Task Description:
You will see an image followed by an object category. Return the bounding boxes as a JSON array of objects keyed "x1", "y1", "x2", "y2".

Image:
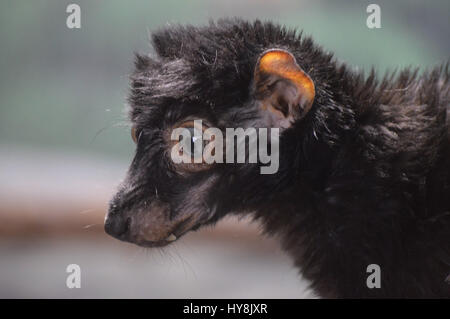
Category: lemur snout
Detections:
[{"x1": 104, "y1": 214, "x2": 130, "y2": 239}]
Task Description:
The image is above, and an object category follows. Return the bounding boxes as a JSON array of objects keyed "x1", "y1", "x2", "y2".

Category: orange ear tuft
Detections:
[{"x1": 255, "y1": 49, "x2": 315, "y2": 114}]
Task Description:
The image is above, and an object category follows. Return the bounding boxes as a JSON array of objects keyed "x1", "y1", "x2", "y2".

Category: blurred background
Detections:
[{"x1": 0, "y1": 0, "x2": 448, "y2": 298}]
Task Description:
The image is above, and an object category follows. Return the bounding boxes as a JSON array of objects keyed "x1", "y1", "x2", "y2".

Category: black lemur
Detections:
[{"x1": 105, "y1": 19, "x2": 450, "y2": 298}]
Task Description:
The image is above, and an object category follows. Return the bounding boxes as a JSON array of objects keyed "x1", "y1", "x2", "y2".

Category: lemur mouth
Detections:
[
  {"x1": 136, "y1": 234, "x2": 178, "y2": 248},
  {"x1": 105, "y1": 195, "x2": 215, "y2": 248},
  {"x1": 134, "y1": 215, "x2": 204, "y2": 248}
]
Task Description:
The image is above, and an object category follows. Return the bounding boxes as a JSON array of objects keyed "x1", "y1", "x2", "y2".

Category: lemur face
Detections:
[{"x1": 105, "y1": 40, "x2": 315, "y2": 247}]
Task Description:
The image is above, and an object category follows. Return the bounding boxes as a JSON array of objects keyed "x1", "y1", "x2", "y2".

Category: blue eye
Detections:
[
  {"x1": 170, "y1": 121, "x2": 215, "y2": 168},
  {"x1": 181, "y1": 128, "x2": 204, "y2": 158}
]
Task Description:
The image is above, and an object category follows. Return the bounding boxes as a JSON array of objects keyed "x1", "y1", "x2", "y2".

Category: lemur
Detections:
[{"x1": 105, "y1": 19, "x2": 450, "y2": 298}]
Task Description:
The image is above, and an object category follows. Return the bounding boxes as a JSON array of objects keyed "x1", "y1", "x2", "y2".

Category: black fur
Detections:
[{"x1": 107, "y1": 19, "x2": 450, "y2": 298}]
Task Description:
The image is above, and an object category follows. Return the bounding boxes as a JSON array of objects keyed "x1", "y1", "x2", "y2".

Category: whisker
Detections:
[
  {"x1": 83, "y1": 224, "x2": 100, "y2": 229},
  {"x1": 90, "y1": 125, "x2": 112, "y2": 145},
  {"x1": 89, "y1": 117, "x2": 130, "y2": 145},
  {"x1": 79, "y1": 209, "x2": 95, "y2": 215},
  {"x1": 172, "y1": 244, "x2": 197, "y2": 280}
]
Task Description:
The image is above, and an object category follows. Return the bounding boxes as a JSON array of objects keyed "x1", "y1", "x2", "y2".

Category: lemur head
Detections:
[{"x1": 105, "y1": 19, "x2": 353, "y2": 247}]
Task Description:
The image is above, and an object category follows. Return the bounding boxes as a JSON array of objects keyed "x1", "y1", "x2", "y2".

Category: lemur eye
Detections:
[
  {"x1": 169, "y1": 120, "x2": 214, "y2": 172},
  {"x1": 179, "y1": 127, "x2": 208, "y2": 159}
]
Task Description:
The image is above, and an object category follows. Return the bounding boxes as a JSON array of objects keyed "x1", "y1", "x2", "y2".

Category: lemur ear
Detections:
[{"x1": 253, "y1": 49, "x2": 315, "y2": 128}]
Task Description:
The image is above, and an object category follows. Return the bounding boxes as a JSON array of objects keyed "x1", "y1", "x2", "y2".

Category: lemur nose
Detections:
[{"x1": 104, "y1": 214, "x2": 130, "y2": 239}]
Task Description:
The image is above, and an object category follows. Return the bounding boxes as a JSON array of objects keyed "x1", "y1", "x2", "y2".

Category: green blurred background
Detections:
[
  {"x1": 0, "y1": 0, "x2": 448, "y2": 298},
  {"x1": 1, "y1": 0, "x2": 448, "y2": 159}
]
